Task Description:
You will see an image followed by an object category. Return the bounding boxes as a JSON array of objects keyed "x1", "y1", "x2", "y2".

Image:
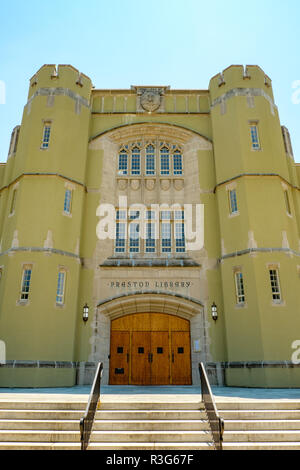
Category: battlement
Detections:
[
  {"x1": 209, "y1": 65, "x2": 274, "y2": 102},
  {"x1": 28, "y1": 64, "x2": 93, "y2": 101}
]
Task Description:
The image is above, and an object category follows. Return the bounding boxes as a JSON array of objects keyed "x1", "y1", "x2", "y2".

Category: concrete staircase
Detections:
[
  {"x1": 0, "y1": 397, "x2": 300, "y2": 450},
  {"x1": 218, "y1": 401, "x2": 300, "y2": 450},
  {"x1": 0, "y1": 399, "x2": 213, "y2": 450}
]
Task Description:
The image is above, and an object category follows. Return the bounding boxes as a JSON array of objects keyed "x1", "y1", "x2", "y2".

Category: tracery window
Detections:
[{"x1": 117, "y1": 142, "x2": 183, "y2": 177}]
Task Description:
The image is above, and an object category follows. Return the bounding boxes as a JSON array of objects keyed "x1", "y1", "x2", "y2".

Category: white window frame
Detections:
[
  {"x1": 250, "y1": 123, "x2": 261, "y2": 150},
  {"x1": 63, "y1": 188, "x2": 73, "y2": 215},
  {"x1": 20, "y1": 265, "x2": 32, "y2": 302},
  {"x1": 41, "y1": 122, "x2": 52, "y2": 149},
  {"x1": 228, "y1": 188, "x2": 238, "y2": 215},
  {"x1": 269, "y1": 268, "x2": 282, "y2": 303},
  {"x1": 234, "y1": 270, "x2": 246, "y2": 304},
  {"x1": 56, "y1": 270, "x2": 66, "y2": 305}
]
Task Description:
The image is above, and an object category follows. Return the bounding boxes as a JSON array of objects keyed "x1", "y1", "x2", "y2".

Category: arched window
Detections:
[
  {"x1": 131, "y1": 147, "x2": 141, "y2": 175},
  {"x1": 173, "y1": 150, "x2": 183, "y2": 175},
  {"x1": 160, "y1": 147, "x2": 170, "y2": 175},
  {"x1": 118, "y1": 150, "x2": 128, "y2": 175},
  {"x1": 146, "y1": 145, "x2": 155, "y2": 175}
]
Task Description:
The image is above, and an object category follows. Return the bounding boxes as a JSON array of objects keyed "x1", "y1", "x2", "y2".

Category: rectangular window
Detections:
[
  {"x1": 250, "y1": 124, "x2": 260, "y2": 150},
  {"x1": 161, "y1": 222, "x2": 172, "y2": 253},
  {"x1": 146, "y1": 146, "x2": 156, "y2": 175},
  {"x1": 175, "y1": 222, "x2": 185, "y2": 253},
  {"x1": 160, "y1": 148, "x2": 170, "y2": 175},
  {"x1": 129, "y1": 222, "x2": 140, "y2": 253},
  {"x1": 115, "y1": 222, "x2": 126, "y2": 253},
  {"x1": 10, "y1": 189, "x2": 17, "y2": 215},
  {"x1": 63, "y1": 189, "x2": 72, "y2": 215},
  {"x1": 56, "y1": 270, "x2": 66, "y2": 305},
  {"x1": 173, "y1": 151, "x2": 183, "y2": 175},
  {"x1": 20, "y1": 267, "x2": 32, "y2": 301},
  {"x1": 235, "y1": 271, "x2": 245, "y2": 304},
  {"x1": 118, "y1": 151, "x2": 128, "y2": 175},
  {"x1": 41, "y1": 123, "x2": 51, "y2": 149},
  {"x1": 284, "y1": 190, "x2": 291, "y2": 215},
  {"x1": 269, "y1": 269, "x2": 282, "y2": 302},
  {"x1": 131, "y1": 148, "x2": 141, "y2": 175},
  {"x1": 229, "y1": 189, "x2": 238, "y2": 214},
  {"x1": 146, "y1": 222, "x2": 156, "y2": 253}
]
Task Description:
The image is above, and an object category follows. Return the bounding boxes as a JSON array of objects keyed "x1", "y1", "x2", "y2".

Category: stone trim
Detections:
[
  {"x1": 214, "y1": 172, "x2": 300, "y2": 193},
  {"x1": 0, "y1": 172, "x2": 86, "y2": 194},
  {"x1": 101, "y1": 257, "x2": 200, "y2": 267},
  {"x1": 0, "y1": 247, "x2": 80, "y2": 260},
  {"x1": 206, "y1": 361, "x2": 300, "y2": 369},
  {"x1": 26, "y1": 87, "x2": 91, "y2": 110},
  {"x1": 210, "y1": 87, "x2": 276, "y2": 112},
  {"x1": 0, "y1": 360, "x2": 97, "y2": 369},
  {"x1": 219, "y1": 247, "x2": 300, "y2": 262},
  {"x1": 89, "y1": 121, "x2": 213, "y2": 147},
  {"x1": 97, "y1": 291, "x2": 204, "y2": 312}
]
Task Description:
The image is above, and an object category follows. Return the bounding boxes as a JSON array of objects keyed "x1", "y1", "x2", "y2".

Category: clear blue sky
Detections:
[{"x1": 0, "y1": 0, "x2": 299, "y2": 162}]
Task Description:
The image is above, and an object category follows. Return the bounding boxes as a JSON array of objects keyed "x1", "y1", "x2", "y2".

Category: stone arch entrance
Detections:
[{"x1": 92, "y1": 293, "x2": 209, "y2": 385}]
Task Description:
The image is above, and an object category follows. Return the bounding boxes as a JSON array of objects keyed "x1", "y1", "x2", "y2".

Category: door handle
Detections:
[
  {"x1": 127, "y1": 353, "x2": 129, "y2": 363},
  {"x1": 172, "y1": 352, "x2": 175, "y2": 363},
  {"x1": 148, "y1": 353, "x2": 153, "y2": 363}
]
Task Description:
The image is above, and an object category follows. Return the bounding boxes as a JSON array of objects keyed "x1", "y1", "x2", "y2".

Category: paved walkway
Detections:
[{"x1": 0, "y1": 385, "x2": 300, "y2": 402}]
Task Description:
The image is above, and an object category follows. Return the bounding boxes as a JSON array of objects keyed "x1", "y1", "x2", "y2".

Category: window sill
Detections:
[
  {"x1": 235, "y1": 302, "x2": 247, "y2": 309},
  {"x1": 62, "y1": 211, "x2": 72, "y2": 218},
  {"x1": 55, "y1": 302, "x2": 65, "y2": 309},
  {"x1": 228, "y1": 211, "x2": 240, "y2": 219},
  {"x1": 16, "y1": 300, "x2": 30, "y2": 307},
  {"x1": 271, "y1": 300, "x2": 286, "y2": 307}
]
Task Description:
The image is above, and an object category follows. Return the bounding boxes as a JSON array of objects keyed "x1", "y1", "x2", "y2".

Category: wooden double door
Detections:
[{"x1": 109, "y1": 313, "x2": 192, "y2": 385}]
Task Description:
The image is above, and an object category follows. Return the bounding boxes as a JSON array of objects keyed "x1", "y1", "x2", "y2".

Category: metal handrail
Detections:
[
  {"x1": 199, "y1": 362, "x2": 224, "y2": 450},
  {"x1": 80, "y1": 362, "x2": 103, "y2": 451}
]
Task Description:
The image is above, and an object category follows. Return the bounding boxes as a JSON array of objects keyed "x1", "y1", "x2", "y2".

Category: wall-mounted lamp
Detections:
[
  {"x1": 211, "y1": 302, "x2": 218, "y2": 322},
  {"x1": 83, "y1": 304, "x2": 89, "y2": 323}
]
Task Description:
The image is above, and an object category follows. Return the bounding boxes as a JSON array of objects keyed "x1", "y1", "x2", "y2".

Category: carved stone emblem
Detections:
[
  {"x1": 160, "y1": 179, "x2": 171, "y2": 191},
  {"x1": 145, "y1": 179, "x2": 155, "y2": 191},
  {"x1": 140, "y1": 90, "x2": 162, "y2": 113},
  {"x1": 130, "y1": 179, "x2": 140, "y2": 191},
  {"x1": 132, "y1": 86, "x2": 170, "y2": 113}
]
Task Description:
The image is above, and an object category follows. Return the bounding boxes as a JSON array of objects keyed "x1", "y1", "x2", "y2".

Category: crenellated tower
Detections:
[
  {"x1": 209, "y1": 65, "x2": 300, "y2": 386},
  {"x1": 0, "y1": 65, "x2": 93, "y2": 386}
]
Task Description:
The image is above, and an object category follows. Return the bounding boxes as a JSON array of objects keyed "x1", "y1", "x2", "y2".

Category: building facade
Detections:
[{"x1": 0, "y1": 64, "x2": 299, "y2": 388}]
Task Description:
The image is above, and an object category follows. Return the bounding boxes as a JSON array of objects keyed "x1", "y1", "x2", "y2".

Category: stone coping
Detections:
[{"x1": 1, "y1": 360, "x2": 299, "y2": 369}]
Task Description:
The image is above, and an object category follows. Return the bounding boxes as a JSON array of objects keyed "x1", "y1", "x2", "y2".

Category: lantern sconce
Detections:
[
  {"x1": 211, "y1": 302, "x2": 218, "y2": 322},
  {"x1": 83, "y1": 304, "x2": 89, "y2": 324}
]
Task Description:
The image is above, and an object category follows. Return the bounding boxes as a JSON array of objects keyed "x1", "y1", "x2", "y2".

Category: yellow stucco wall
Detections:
[{"x1": 0, "y1": 64, "x2": 299, "y2": 388}]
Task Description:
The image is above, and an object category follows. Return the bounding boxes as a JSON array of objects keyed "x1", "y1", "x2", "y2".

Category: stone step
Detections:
[
  {"x1": 90, "y1": 430, "x2": 212, "y2": 443},
  {"x1": 216, "y1": 402, "x2": 300, "y2": 411},
  {"x1": 0, "y1": 430, "x2": 80, "y2": 442},
  {"x1": 0, "y1": 409, "x2": 206, "y2": 421},
  {"x1": 223, "y1": 442, "x2": 300, "y2": 451},
  {"x1": 220, "y1": 410, "x2": 300, "y2": 420},
  {"x1": 224, "y1": 420, "x2": 300, "y2": 431},
  {"x1": 223, "y1": 430, "x2": 300, "y2": 443},
  {"x1": 0, "y1": 429, "x2": 211, "y2": 443},
  {"x1": 0, "y1": 418, "x2": 210, "y2": 432},
  {"x1": 0, "y1": 410, "x2": 84, "y2": 420},
  {"x1": 0, "y1": 401, "x2": 203, "y2": 411},
  {"x1": 0, "y1": 402, "x2": 87, "y2": 411},
  {"x1": 0, "y1": 441, "x2": 214, "y2": 451}
]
